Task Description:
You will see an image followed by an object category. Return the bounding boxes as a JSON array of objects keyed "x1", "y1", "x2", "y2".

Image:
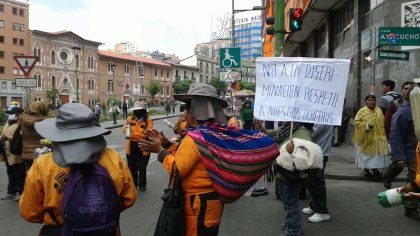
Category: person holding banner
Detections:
[{"x1": 353, "y1": 94, "x2": 390, "y2": 177}]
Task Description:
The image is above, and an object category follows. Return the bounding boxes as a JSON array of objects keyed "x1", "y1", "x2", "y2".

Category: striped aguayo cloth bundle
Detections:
[{"x1": 188, "y1": 123, "x2": 280, "y2": 203}]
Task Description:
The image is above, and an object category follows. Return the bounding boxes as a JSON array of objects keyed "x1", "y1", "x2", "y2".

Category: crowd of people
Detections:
[{"x1": 0, "y1": 80, "x2": 419, "y2": 235}]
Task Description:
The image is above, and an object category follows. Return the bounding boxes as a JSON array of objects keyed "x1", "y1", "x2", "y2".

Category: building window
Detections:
[
  {"x1": 52, "y1": 76, "x2": 56, "y2": 88},
  {"x1": 0, "y1": 66, "x2": 4, "y2": 74},
  {"x1": 34, "y1": 48, "x2": 41, "y2": 62},
  {"x1": 12, "y1": 7, "x2": 17, "y2": 15},
  {"x1": 19, "y1": 24, "x2": 24, "y2": 31},
  {"x1": 19, "y1": 9, "x2": 24, "y2": 17},
  {"x1": 370, "y1": 0, "x2": 383, "y2": 10},
  {"x1": 124, "y1": 64, "x2": 129, "y2": 74},
  {"x1": 107, "y1": 80, "x2": 113, "y2": 92},
  {"x1": 19, "y1": 39, "x2": 24, "y2": 46},
  {"x1": 160, "y1": 69, "x2": 163, "y2": 77},
  {"x1": 51, "y1": 51, "x2": 55, "y2": 64},
  {"x1": 12, "y1": 68, "x2": 18, "y2": 75},
  {"x1": 60, "y1": 51, "x2": 68, "y2": 61},
  {"x1": 0, "y1": 51, "x2": 4, "y2": 59},
  {"x1": 0, "y1": 4, "x2": 4, "y2": 12},
  {"x1": 88, "y1": 78, "x2": 94, "y2": 90},
  {"x1": 333, "y1": 0, "x2": 354, "y2": 35},
  {"x1": 0, "y1": 20, "x2": 4, "y2": 28},
  {"x1": 154, "y1": 68, "x2": 157, "y2": 77},
  {"x1": 1, "y1": 82, "x2": 6, "y2": 89},
  {"x1": 166, "y1": 70, "x2": 169, "y2": 78},
  {"x1": 88, "y1": 56, "x2": 93, "y2": 69},
  {"x1": 108, "y1": 62, "x2": 116, "y2": 73},
  {"x1": 36, "y1": 75, "x2": 41, "y2": 88},
  {"x1": 12, "y1": 82, "x2": 16, "y2": 90},
  {"x1": 13, "y1": 38, "x2": 17, "y2": 45},
  {"x1": 1, "y1": 36, "x2": 6, "y2": 43},
  {"x1": 12, "y1": 22, "x2": 17, "y2": 30}
]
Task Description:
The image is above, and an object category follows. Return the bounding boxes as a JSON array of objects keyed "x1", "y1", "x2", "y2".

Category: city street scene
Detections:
[{"x1": 1, "y1": 0, "x2": 420, "y2": 235}]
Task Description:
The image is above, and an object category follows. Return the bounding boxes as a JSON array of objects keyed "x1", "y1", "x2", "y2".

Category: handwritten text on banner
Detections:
[{"x1": 254, "y1": 57, "x2": 350, "y2": 125}]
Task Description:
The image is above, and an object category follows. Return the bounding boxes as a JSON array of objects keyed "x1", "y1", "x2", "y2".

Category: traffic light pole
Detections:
[{"x1": 274, "y1": 0, "x2": 285, "y2": 57}]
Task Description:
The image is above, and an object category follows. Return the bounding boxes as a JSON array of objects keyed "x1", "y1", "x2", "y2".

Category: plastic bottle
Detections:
[
  {"x1": 410, "y1": 86, "x2": 420, "y2": 140},
  {"x1": 163, "y1": 119, "x2": 174, "y2": 129},
  {"x1": 377, "y1": 188, "x2": 405, "y2": 208},
  {"x1": 124, "y1": 123, "x2": 132, "y2": 139}
]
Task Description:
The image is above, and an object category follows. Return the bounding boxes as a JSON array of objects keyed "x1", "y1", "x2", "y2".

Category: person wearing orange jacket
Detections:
[
  {"x1": 140, "y1": 83, "x2": 227, "y2": 236},
  {"x1": 122, "y1": 101, "x2": 153, "y2": 192},
  {"x1": 19, "y1": 103, "x2": 136, "y2": 235}
]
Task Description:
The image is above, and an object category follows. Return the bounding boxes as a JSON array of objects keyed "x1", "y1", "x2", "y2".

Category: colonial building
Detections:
[
  {"x1": 97, "y1": 51, "x2": 173, "y2": 106},
  {"x1": 30, "y1": 30, "x2": 102, "y2": 107},
  {"x1": 0, "y1": 0, "x2": 30, "y2": 108}
]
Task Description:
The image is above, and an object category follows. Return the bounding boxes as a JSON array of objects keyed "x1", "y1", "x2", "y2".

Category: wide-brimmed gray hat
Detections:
[
  {"x1": 173, "y1": 83, "x2": 228, "y2": 108},
  {"x1": 35, "y1": 103, "x2": 111, "y2": 142},
  {"x1": 129, "y1": 101, "x2": 147, "y2": 111}
]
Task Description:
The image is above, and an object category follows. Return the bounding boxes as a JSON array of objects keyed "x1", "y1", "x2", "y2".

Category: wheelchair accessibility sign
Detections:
[{"x1": 219, "y1": 47, "x2": 241, "y2": 69}]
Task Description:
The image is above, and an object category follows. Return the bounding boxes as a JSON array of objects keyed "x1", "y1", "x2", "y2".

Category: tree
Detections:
[
  {"x1": 173, "y1": 79, "x2": 195, "y2": 94},
  {"x1": 238, "y1": 81, "x2": 255, "y2": 91},
  {"x1": 209, "y1": 77, "x2": 226, "y2": 95},
  {"x1": 145, "y1": 81, "x2": 162, "y2": 103},
  {"x1": 45, "y1": 88, "x2": 59, "y2": 106}
]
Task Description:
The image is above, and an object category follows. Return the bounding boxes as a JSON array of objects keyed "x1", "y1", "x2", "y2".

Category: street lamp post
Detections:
[
  {"x1": 109, "y1": 62, "x2": 117, "y2": 104},
  {"x1": 72, "y1": 46, "x2": 81, "y2": 103}
]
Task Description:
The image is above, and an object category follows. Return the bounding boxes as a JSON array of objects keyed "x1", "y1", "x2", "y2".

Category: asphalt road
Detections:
[{"x1": 0, "y1": 117, "x2": 419, "y2": 235}]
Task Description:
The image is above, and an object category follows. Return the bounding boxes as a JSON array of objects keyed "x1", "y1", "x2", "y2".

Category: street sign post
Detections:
[
  {"x1": 377, "y1": 50, "x2": 410, "y2": 61},
  {"x1": 378, "y1": 27, "x2": 420, "y2": 46},
  {"x1": 13, "y1": 56, "x2": 39, "y2": 77},
  {"x1": 15, "y1": 78, "x2": 37, "y2": 87},
  {"x1": 219, "y1": 47, "x2": 241, "y2": 69},
  {"x1": 220, "y1": 70, "x2": 241, "y2": 83}
]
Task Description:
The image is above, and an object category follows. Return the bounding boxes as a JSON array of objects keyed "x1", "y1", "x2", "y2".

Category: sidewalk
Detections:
[
  {"x1": 327, "y1": 143, "x2": 408, "y2": 183},
  {"x1": 102, "y1": 115, "x2": 409, "y2": 183}
]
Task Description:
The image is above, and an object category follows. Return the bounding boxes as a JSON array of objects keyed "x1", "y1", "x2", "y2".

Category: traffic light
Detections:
[
  {"x1": 289, "y1": 8, "x2": 303, "y2": 33},
  {"x1": 265, "y1": 16, "x2": 275, "y2": 35}
]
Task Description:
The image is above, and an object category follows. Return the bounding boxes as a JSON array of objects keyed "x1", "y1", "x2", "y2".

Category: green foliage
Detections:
[
  {"x1": 209, "y1": 77, "x2": 226, "y2": 95},
  {"x1": 45, "y1": 88, "x2": 59, "y2": 103},
  {"x1": 145, "y1": 81, "x2": 163, "y2": 100},
  {"x1": 173, "y1": 79, "x2": 195, "y2": 94},
  {"x1": 239, "y1": 81, "x2": 255, "y2": 91}
]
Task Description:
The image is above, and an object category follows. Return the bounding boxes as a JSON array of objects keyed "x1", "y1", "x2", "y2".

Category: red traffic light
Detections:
[{"x1": 293, "y1": 8, "x2": 303, "y2": 18}]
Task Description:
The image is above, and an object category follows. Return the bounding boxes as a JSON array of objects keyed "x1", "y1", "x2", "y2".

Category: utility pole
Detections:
[
  {"x1": 231, "y1": 0, "x2": 235, "y2": 47},
  {"x1": 274, "y1": 0, "x2": 285, "y2": 57}
]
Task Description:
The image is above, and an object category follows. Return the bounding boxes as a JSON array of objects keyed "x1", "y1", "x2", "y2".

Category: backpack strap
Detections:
[{"x1": 47, "y1": 209, "x2": 61, "y2": 226}]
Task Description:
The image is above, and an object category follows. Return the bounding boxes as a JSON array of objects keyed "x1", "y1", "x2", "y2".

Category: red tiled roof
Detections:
[{"x1": 98, "y1": 50, "x2": 172, "y2": 68}]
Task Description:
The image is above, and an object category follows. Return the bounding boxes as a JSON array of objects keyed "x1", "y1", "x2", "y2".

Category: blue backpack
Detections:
[{"x1": 61, "y1": 163, "x2": 120, "y2": 236}]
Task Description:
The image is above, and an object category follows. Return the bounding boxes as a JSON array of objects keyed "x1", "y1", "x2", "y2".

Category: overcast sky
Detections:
[{"x1": 29, "y1": 0, "x2": 262, "y2": 59}]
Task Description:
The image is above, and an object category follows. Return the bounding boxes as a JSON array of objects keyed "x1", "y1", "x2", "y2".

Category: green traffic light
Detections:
[{"x1": 292, "y1": 20, "x2": 302, "y2": 31}]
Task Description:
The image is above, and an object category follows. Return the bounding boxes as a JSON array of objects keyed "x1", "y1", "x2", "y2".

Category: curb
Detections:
[
  {"x1": 325, "y1": 174, "x2": 407, "y2": 183},
  {"x1": 103, "y1": 114, "x2": 179, "y2": 130}
]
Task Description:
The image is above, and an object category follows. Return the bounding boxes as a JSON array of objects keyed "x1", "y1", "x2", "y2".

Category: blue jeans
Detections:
[
  {"x1": 305, "y1": 167, "x2": 329, "y2": 214},
  {"x1": 281, "y1": 174, "x2": 302, "y2": 236}
]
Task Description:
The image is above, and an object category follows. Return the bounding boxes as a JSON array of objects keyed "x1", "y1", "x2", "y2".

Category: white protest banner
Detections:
[{"x1": 254, "y1": 57, "x2": 350, "y2": 125}]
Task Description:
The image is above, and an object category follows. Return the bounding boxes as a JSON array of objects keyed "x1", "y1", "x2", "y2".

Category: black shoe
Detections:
[
  {"x1": 371, "y1": 169, "x2": 381, "y2": 176},
  {"x1": 363, "y1": 169, "x2": 371, "y2": 177},
  {"x1": 383, "y1": 179, "x2": 392, "y2": 189},
  {"x1": 404, "y1": 208, "x2": 420, "y2": 221}
]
